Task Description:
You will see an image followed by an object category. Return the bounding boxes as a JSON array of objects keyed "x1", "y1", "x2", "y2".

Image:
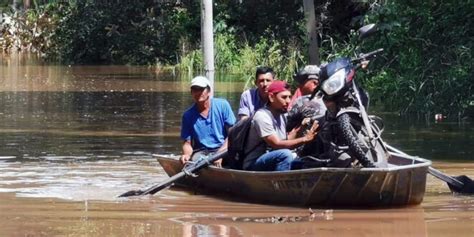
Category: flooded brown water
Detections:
[{"x1": 1, "y1": 54, "x2": 473, "y2": 236}]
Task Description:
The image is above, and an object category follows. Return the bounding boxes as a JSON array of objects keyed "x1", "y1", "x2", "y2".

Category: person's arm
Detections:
[
  {"x1": 239, "y1": 114, "x2": 249, "y2": 120},
  {"x1": 286, "y1": 101, "x2": 303, "y2": 132},
  {"x1": 237, "y1": 90, "x2": 251, "y2": 120},
  {"x1": 287, "y1": 118, "x2": 311, "y2": 140},
  {"x1": 180, "y1": 111, "x2": 194, "y2": 164},
  {"x1": 223, "y1": 100, "x2": 237, "y2": 128},
  {"x1": 287, "y1": 124, "x2": 301, "y2": 140},
  {"x1": 263, "y1": 132, "x2": 310, "y2": 149},
  {"x1": 217, "y1": 138, "x2": 228, "y2": 152},
  {"x1": 180, "y1": 140, "x2": 193, "y2": 164},
  {"x1": 215, "y1": 100, "x2": 236, "y2": 167},
  {"x1": 214, "y1": 124, "x2": 232, "y2": 167},
  {"x1": 211, "y1": 138, "x2": 228, "y2": 167},
  {"x1": 263, "y1": 121, "x2": 319, "y2": 149}
]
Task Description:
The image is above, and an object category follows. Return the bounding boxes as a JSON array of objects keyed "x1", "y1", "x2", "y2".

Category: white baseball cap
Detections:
[{"x1": 190, "y1": 76, "x2": 211, "y2": 88}]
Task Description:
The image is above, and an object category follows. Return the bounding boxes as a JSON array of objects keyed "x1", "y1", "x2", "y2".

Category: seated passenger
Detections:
[
  {"x1": 242, "y1": 80, "x2": 318, "y2": 171},
  {"x1": 238, "y1": 66, "x2": 275, "y2": 120},
  {"x1": 180, "y1": 76, "x2": 236, "y2": 167},
  {"x1": 287, "y1": 65, "x2": 327, "y2": 157}
]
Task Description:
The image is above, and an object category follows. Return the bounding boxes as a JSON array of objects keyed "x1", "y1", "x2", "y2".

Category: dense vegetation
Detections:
[
  {"x1": 365, "y1": 1, "x2": 473, "y2": 115},
  {"x1": 1, "y1": 0, "x2": 472, "y2": 116}
]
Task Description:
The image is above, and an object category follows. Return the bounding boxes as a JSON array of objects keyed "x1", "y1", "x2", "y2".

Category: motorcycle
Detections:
[{"x1": 309, "y1": 24, "x2": 389, "y2": 168}]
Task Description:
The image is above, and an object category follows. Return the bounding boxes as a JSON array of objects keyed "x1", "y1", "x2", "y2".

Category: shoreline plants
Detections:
[{"x1": 0, "y1": 0, "x2": 472, "y2": 116}]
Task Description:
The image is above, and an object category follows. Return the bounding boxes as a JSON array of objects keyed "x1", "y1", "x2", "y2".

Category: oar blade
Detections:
[
  {"x1": 118, "y1": 150, "x2": 228, "y2": 198},
  {"x1": 447, "y1": 175, "x2": 474, "y2": 194},
  {"x1": 118, "y1": 189, "x2": 145, "y2": 198},
  {"x1": 118, "y1": 178, "x2": 177, "y2": 198},
  {"x1": 386, "y1": 143, "x2": 474, "y2": 196},
  {"x1": 142, "y1": 181, "x2": 175, "y2": 195}
]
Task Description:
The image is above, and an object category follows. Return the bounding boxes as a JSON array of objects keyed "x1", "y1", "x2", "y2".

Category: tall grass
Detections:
[{"x1": 177, "y1": 33, "x2": 306, "y2": 90}]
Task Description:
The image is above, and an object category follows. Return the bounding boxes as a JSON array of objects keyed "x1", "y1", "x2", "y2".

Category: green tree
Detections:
[
  {"x1": 364, "y1": 1, "x2": 473, "y2": 115},
  {"x1": 47, "y1": 1, "x2": 189, "y2": 64}
]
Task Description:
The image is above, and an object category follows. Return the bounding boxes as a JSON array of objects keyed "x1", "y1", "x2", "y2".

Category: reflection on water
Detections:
[
  {"x1": 173, "y1": 207, "x2": 428, "y2": 237},
  {"x1": 0, "y1": 53, "x2": 473, "y2": 236},
  {"x1": 0, "y1": 91, "x2": 185, "y2": 158},
  {"x1": 0, "y1": 91, "x2": 241, "y2": 158},
  {"x1": 1, "y1": 53, "x2": 244, "y2": 92},
  {"x1": 0, "y1": 90, "x2": 239, "y2": 201},
  {"x1": 381, "y1": 113, "x2": 473, "y2": 161}
]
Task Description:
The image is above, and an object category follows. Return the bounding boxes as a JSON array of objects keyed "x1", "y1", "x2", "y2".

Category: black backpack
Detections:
[{"x1": 224, "y1": 117, "x2": 254, "y2": 169}]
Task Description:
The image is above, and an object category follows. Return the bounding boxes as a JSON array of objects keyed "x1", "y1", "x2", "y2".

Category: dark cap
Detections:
[{"x1": 293, "y1": 65, "x2": 321, "y2": 85}]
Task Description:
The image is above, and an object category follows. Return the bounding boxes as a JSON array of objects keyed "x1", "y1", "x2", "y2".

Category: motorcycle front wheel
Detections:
[{"x1": 337, "y1": 113, "x2": 383, "y2": 168}]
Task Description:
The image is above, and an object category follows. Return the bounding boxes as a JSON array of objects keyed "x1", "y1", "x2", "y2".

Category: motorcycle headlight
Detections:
[{"x1": 321, "y1": 69, "x2": 345, "y2": 95}]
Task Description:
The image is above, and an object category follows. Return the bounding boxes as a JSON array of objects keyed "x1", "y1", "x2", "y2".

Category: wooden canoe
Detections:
[{"x1": 153, "y1": 151, "x2": 431, "y2": 207}]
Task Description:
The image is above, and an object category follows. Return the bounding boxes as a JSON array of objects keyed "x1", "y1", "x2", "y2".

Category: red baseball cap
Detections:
[{"x1": 267, "y1": 80, "x2": 290, "y2": 95}]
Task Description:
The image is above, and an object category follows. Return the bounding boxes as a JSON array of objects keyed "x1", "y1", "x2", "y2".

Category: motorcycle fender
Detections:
[{"x1": 336, "y1": 107, "x2": 360, "y2": 118}]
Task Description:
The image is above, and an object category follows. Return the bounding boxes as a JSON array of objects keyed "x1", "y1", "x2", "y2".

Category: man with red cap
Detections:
[{"x1": 242, "y1": 80, "x2": 319, "y2": 171}]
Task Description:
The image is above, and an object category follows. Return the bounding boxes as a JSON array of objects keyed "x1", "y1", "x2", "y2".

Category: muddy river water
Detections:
[{"x1": 0, "y1": 54, "x2": 473, "y2": 236}]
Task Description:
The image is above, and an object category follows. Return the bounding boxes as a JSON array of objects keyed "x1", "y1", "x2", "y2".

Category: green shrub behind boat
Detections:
[{"x1": 178, "y1": 33, "x2": 305, "y2": 87}]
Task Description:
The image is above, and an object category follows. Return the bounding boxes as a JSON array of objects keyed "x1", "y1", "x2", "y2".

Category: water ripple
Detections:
[{"x1": 0, "y1": 155, "x2": 171, "y2": 201}]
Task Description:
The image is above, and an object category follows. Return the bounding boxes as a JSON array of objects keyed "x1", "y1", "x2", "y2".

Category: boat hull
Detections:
[{"x1": 154, "y1": 152, "x2": 431, "y2": 207}]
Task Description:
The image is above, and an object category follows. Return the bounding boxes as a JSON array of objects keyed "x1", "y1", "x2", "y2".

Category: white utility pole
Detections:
[{"x1": 201, "y1": 0, "x2": 215, "y2": 93}]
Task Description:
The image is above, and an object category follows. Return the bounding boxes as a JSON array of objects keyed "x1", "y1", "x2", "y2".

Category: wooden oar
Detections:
[
  {"x1": 385, "y1": 143, "x2": 474, "y2": 195},
  {"x1": 118, "y1": 150, "x2": 228, "y2": 197}
]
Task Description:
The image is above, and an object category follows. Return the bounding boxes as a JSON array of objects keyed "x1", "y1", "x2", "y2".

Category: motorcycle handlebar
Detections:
[
  {"x1": 309, "y1": 48, "x2": 384, "y2": 100},
  {"x1": 352, "y1": 48, "x2": 384, "y2": 63}
]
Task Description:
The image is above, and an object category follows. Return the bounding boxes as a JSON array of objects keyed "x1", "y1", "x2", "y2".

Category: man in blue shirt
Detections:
[
  {"x1": 238, "y1": 66, "x2": 275, "y2": 120},
  {"x1": 180, "y1": 76, "x2": 236, "y2": 167}
]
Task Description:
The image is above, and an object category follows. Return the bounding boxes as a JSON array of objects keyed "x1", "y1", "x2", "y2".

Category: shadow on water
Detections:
[{"x1": 168, "y1": 207, "x2": 428, "y2": 237}]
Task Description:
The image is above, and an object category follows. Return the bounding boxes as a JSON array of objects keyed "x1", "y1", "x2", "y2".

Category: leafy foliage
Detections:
[
  {"x1": 1, "y1": 0, "x2": 471, "y2": 115},
  {"x1": 363, "y1": 1, "x2": 473, "y2": 115},
  {"x1": 0, "y1": 2, "x2": 63, "y2": 54},
  {"x1": 46, "y1": 1, "x2": 186, "y2": 64}
]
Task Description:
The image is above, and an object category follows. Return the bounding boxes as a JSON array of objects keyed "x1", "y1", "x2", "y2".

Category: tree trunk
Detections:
[
  {"x1": 24, "y1": 0, "x2": 31, "y2": 10},
  {"x1": 13, "y1": 0, "x2": 20, "y2": 12}
]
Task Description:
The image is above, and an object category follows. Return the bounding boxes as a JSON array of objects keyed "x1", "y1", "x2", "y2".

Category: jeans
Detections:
[{"x1": 247, "y1": 149, "x2": 293, "y2": 171}]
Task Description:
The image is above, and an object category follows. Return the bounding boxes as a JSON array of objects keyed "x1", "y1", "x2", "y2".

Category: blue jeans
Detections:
[{"x1": 247, "y1": 149, "x2": 293, "y2": 171}]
